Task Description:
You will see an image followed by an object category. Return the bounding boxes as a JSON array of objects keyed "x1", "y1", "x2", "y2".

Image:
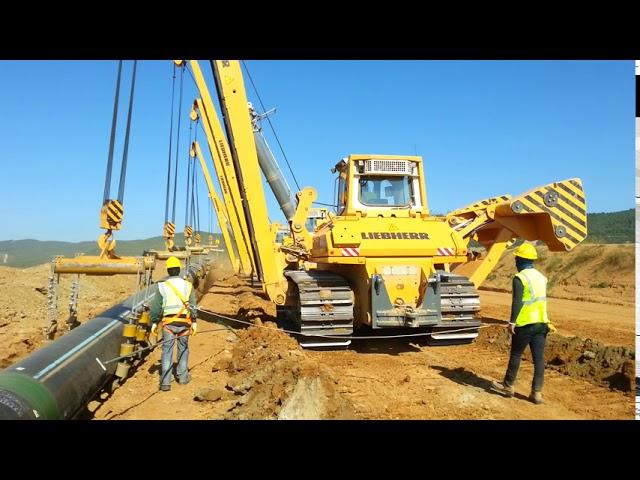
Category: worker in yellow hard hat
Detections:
[
  {"x1": 491, "y1": 242, "x2": 553, "y2": 405},
  {"x1": 150, "y1": 256, "x2": 198, "y2": 392}
]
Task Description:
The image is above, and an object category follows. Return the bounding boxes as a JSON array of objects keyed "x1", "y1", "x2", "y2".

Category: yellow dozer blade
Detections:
[
  {"x1": 491, "y1": 178, "x2": 587, "y2": 251},
  {"x1": 448, "y1": 178, "x2": 587, "y2": 288}
]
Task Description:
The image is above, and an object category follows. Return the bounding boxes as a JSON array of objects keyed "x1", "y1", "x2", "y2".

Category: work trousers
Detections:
[
  {"x1": 504, "y1": 322, "x2": 548, "y2": 393},
  {"x1": 160, "y1": 324, "x2": 191, "y2": 388}
]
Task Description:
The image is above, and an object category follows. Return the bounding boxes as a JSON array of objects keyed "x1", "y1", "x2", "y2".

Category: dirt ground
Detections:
[
  {"x1": 479, "y1": 291, "x2": 634, "y2": 349},
  {"x1": 0, "y1": 264, "x2": 138, "y2": 369},
  {"x1": 1, "y1": 243, "x2": 635, "y2": 420},
  {"x1": 89, "y1": 268, "x2": 635, "y2": 421}
]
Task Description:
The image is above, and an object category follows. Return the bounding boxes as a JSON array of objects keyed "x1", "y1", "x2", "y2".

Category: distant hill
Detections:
[
  {"x1": 0, "y1": 209, "x2": 633, "y2": 268},
  {"x1": 584, "y1": 209, "x2": 634, "y2": 244},
  {"x1": 0, "y1": 232, "x2": 222, "y2": 268},
  {"x1": 482, "y1": 243, "x2": 634, "y2": 306}
]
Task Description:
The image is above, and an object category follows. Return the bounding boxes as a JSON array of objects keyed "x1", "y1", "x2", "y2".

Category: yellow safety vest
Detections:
[
  {"x1": 514, "y1": 268, "x2": 549, "y2": 327},
  {"x1": 158, "y1": 278, "x2": 193, "y2": 325}
]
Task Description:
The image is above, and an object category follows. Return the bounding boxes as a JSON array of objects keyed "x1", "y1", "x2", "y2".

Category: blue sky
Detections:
[{"x1": 0, "y1": 60, "x2": 634, "y2": 242}]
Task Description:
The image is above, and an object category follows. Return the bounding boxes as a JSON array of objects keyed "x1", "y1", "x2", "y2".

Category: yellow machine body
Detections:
[
  {"x1": 306, "y1": 154, "x2": 586, "y2": 329},
  {"x1": 189, "y1": 59, "x2": 587, "y2": 346}
]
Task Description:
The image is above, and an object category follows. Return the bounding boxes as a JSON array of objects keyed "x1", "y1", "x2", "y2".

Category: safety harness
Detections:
[{"x1": 160, "y1": 279, "x2": 193, "y2": 337}]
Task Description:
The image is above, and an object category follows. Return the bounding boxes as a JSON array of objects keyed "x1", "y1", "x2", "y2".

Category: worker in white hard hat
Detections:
[
  {"x1": 491, "y1": 243, "x2": 556, "y2": 405},
  {"x1": 150, "y1": 256, "x2": 198, "y2": 392}
]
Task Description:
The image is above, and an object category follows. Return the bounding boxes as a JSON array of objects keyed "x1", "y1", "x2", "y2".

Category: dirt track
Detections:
[
  {"x1": 89, "y1": 272, "x2": 635, "y2": 420},
  {"x1": 0, "y1": 247, "x2": 635, "y2": 420}
]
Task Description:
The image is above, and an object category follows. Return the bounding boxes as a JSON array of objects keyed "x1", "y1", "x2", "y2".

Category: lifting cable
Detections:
[
  {"x1": 194, "y1": 167, "x2": 201, "y2": 234},
  {"x1": 241, "y1": 60, "x2": 301, "y2": 191},
  {"x1": 188, "y1": 153, "x2": 200, "y2": 235},
  {"x1": 193, "y1": 119, "x2": 200, "y2": 235},
  {"x1": 313, "y1": 201, "x2": 338, "y2": 208},
  {"x1": 182, "y1": 64, "x2": 227, "y2": 237},
  {"x1": 184, "y1": 120, "x2": 193, "y2": 227},
  {"x1": 185, "y1": 62, "x2": 336, "y2": 208},
  {"x1": 171, "y1": 65, "x2": 185, "y2": 224},
  {"x1": 164, "y1": 63, "x2": 177, "y2": 223},
  {"x1": 207, "y1": 196, "x2": 212, "y2": 235},
  {"x1": 98, "y1": 326, "x2": 232, "y2": 367},
  {"x1": 102, "y1": 60, "x2": 138, "y2": 205},
  {"x1": 98, "y1": 314, "x2": 494, "y2": 367},
  {"x1": 189, "y1": 165, "x2": 195, "y2": 228},
  {"x1": 103, "y1": 61, "x2": 122, "y2": 204},
  {"x1": 199, "y1": 308, "x2": 494, "y2": 341},
  {"x1": 116, "y1": 60, "x2": 138, "y2": 204},
  {"x1": 188, "y1": 113, "x2": 214, "y2": 237},
  {"x1": 189, "y1": 159, "x2": 197, "y2": 232}
]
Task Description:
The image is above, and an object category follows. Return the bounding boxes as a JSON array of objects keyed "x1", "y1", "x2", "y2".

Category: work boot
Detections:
[
  {"x1": 490, "y1": 380, "x2": 514, "y2": 397},
  {"x1": 529, "y1": 391, "x2": 543, "y2": 404},
  {"x1": 178, "y1": 374, "x2": 192, "y2": 385},
  {"x1": 160, "y1": 385, "x2": 171, "y2": 392}
]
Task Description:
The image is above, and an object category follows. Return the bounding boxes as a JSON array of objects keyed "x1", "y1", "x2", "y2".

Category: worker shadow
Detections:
[
  {"x1": 431, "y1": 365, "x2": 511, "y2": 398},
  {"x1": 147, "y1": 362, "x2": 161, "y2": 375},
  {"x1": 74, "y1": 376, "x2": 126, "y2": 419},
  {"x1": 77, "y1": 352, "x2": 160, "y2": 419}
]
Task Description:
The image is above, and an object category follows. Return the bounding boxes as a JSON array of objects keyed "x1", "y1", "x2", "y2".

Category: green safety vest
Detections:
[
  {"x1": 514, "y1": 268, "x2": 549, "y2": 327},
  {"x1": 158, "y1": 278, "x2": 193, "y2": 323}
]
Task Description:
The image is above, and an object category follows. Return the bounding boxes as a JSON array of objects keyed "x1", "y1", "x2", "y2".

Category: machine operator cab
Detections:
[{"x1": 332, "y1": 155, "x2": 429, "y2": 218}]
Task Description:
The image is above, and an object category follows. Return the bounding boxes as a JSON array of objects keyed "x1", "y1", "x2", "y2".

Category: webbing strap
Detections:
[
  {"x1": 165, "y1": 280, "x2": 188, "y2": 304},
  {"x1": 161, "y1": 280, "x2": 192, "y2": 326},
  {"x1": 162, "y1": 323, "x2": 191, "y2": 336}
]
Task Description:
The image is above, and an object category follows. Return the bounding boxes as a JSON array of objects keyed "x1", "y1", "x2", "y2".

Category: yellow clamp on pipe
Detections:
[
  {"x1": 115, "y1": 362, "x2": 130, "y2": 379},
  {"x1": 135, "y1": 326, "x2": 147, "y2": 342},
  {"x1": 138, "y1": 310, "x2": 150, "y2": 325},
  {"x1": 122, "y1": 324, "x2": 137, "y2": 338},
  {"x1": 119, "y1": 343, "x2": 135, "y2": 356}
]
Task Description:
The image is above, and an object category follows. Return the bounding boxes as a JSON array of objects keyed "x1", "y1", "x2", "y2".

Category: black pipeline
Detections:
[{"x1": 0, "y1": 263, "x2": 206, "y2": 420}]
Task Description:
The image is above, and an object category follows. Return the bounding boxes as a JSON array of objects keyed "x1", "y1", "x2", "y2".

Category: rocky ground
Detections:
[
  {"x1": 90, "y1": 272, "x2": 635, "y2": 420},
  {"x1": 1, "y1": 243, "x2": 635, "y2": 420}
]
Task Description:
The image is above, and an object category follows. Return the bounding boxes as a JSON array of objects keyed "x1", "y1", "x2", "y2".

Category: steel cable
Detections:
[{"x1": 103, "y1": 60, "x2": 123, "y2": 203}]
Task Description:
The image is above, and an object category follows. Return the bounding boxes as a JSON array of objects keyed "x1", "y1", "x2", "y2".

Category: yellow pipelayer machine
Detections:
[
  {"x1": 192, "y1": 59, "x2": 588, "y2": 347},
  {"x1": 302, "y1": 156, "x2": 586, "y2": 346}
]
